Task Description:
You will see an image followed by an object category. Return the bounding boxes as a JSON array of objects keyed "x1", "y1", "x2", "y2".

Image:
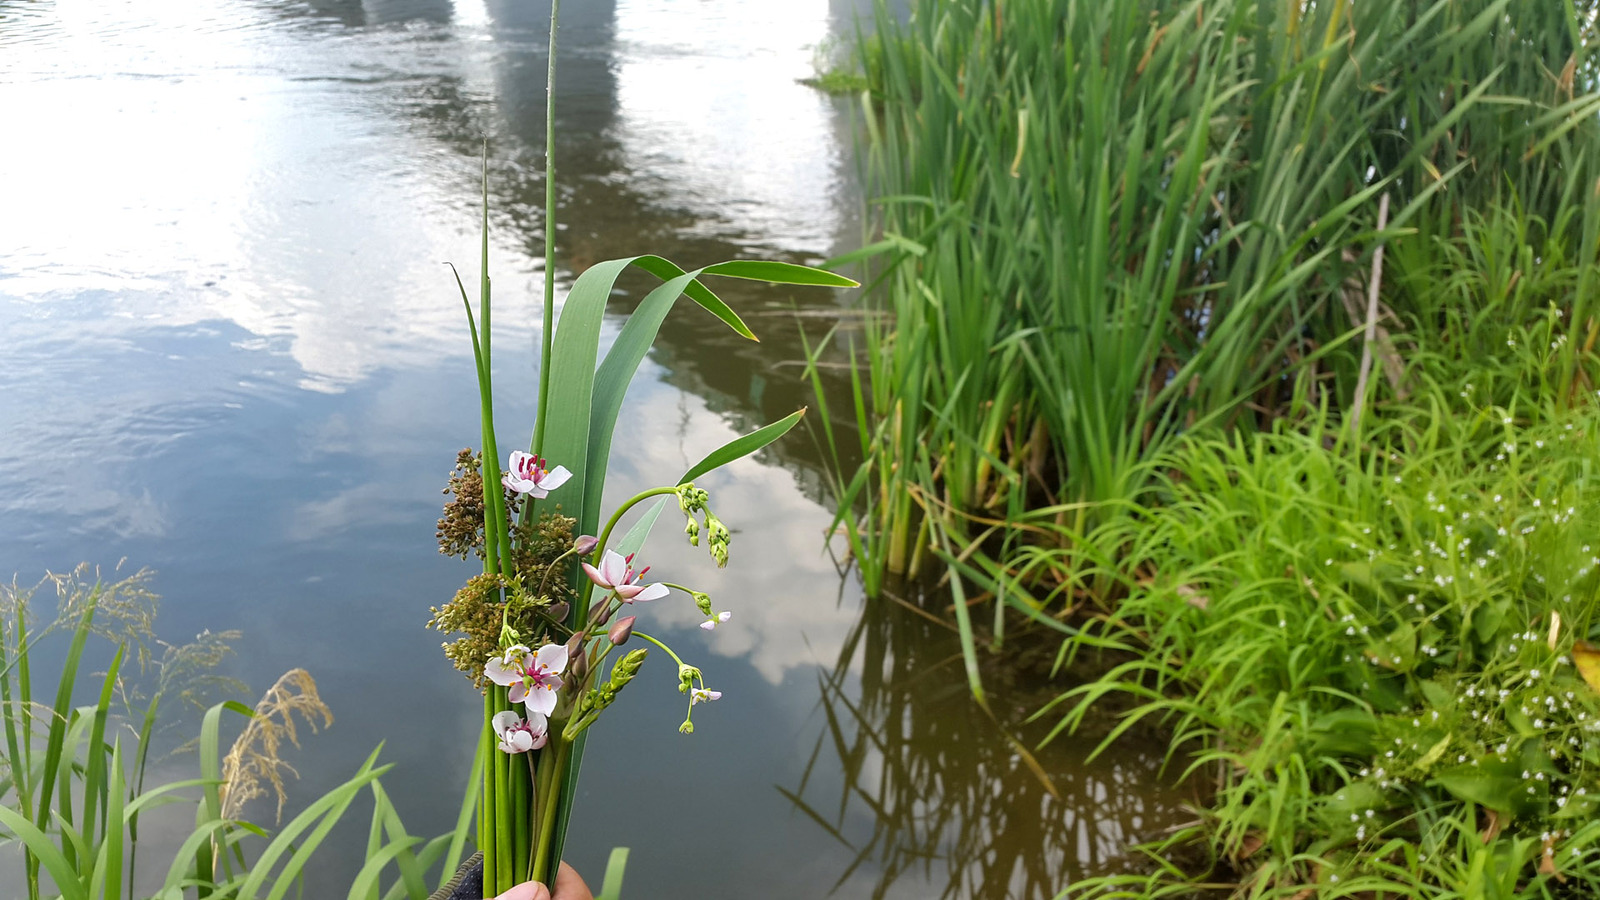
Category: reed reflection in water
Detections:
[{"x1": 786, "y1": 578, "x2": 1192, "y2": 899}]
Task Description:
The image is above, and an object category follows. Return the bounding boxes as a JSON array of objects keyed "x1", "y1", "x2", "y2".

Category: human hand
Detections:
[{"x1": 490, "y1": 862, "x2": 593, "y2": 900}]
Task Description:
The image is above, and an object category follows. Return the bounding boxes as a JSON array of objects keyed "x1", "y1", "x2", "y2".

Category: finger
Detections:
[
  {"x1": 493, "y1": 881, "x2": 551, "y2": 900},
  {"x1": 553, "y1": 861, "x2": 594, "y2": 900}
]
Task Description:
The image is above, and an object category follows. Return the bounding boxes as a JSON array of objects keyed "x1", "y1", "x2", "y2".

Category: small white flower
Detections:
[
  {"x1": 700, "y1": 610, "x2": 733, "y2": 631},
  {"x1": 502, "y1": 451, "x2": 573, "y2": 498},
  {"x1": 491, "y1": 710, "x2": 549, "y2": 754},
  {"x1": 690, "y1": 688, "x2": 723, "y2": 705}
]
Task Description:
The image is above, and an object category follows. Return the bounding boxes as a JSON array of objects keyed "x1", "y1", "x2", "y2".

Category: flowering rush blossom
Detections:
[
  {"x1": 492, "y1": 710, "x2": 549, "y2": 754},
  {"x1": 690, "y1": 688, "x2": 722, "y2": 705},
  {"x1": 484, "y1": 642, "x2": 569, "y2": 717},
  {"x1": 699, "y1": 611, "x2": 732, "y2": 631},
  {"x1": 582, "y1": 549, "x2": 668, "y2": 603},
  {"x1": 502, "y1": 451, "x2": 572, "y2": 498}
]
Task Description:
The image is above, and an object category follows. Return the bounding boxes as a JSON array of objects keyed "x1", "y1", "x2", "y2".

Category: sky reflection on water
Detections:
[{"x1": 0, "y1": 1, "x2": 1183, "y2": 896}]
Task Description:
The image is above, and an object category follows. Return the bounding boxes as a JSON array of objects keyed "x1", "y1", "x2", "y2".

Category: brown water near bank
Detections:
[{"x1": 0, "y1": 0, "x2": 1186, "y2": 896}]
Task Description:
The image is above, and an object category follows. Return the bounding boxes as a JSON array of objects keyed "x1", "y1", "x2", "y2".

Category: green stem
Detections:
[
  {"x1": 592, "y1": 487, "x2": 679, "y2": 561},
  {"x1": 530, "y1": 736, "x2": 569, "y2": 886},
  {"x1": 630, "y1": 631, "x2": 687, "y2": 669},
  {"x1": 533, "y1": 0, "x2": 562, "y2": 458}
]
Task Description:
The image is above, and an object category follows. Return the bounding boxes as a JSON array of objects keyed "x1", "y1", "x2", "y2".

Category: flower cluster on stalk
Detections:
[{"x1": 438, "y1": 451, "x2": 733, "y2": 756}]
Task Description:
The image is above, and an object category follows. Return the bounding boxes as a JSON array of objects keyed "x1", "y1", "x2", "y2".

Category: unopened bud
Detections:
[
  {"x1": 572, "y1": 650, "x2": 589, "y2": 680},
  {"x1": 546, "y1": 601, "x2": 569, "y2": 622},
  {"x1": 609, "y1": 615, "x2": 637, "y2": 645},
  {"x1": 565, "y1": 630, "x2": 586, "y2": 660},
  {"x1": 588, "y1": 601, "x2": 615, "y2": 626},
  {"x1": 574, "y1": 534, "x2": 599, "y2": 555},
  {"x1": 692, "y1": 591, "x2": 713, "y2": 616}
]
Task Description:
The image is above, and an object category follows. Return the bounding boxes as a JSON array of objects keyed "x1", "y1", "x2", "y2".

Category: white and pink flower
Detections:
[
  {"x1": 502, "y1": 451, "x2": 572, "y2": 498},
  {"x1": 484, "y1": 642, "x2": 569, "y2": 717},
  {"x1": 491, "y1": 710, "x2": 549, "y2": 754},
  {"x1": 699, "y1": 611, "x2": 732, "y2": 631},
  {"x1": 581, "y1": 549, "x2": 668, "y2": 603}
]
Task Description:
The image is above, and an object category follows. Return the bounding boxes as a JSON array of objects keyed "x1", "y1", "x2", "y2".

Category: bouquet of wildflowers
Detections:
[{"x1": 425, "y1": 3, "x2": 854, "y2": 894}]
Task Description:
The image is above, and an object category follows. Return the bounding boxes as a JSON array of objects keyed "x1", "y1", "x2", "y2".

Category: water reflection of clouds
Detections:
[
  {"x1": 593, "y1": 356, "x2": 862, "y2": 684},
  {"x1": 612, "y1": 0, "x2": 846, "y2": 255}
]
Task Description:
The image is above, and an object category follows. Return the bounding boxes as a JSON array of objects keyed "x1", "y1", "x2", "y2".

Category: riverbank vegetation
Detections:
[
  {"x1": 823, "y1": 0, "x2": 1600, "y2": 894},
  {"x1": 0, "y1": 566, "x2": 470, "y2": 900}
]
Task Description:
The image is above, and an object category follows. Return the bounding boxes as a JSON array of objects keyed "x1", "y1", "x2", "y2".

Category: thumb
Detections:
[{"x1": 493, "y1": 881, "x2": 551, "y2": 900}]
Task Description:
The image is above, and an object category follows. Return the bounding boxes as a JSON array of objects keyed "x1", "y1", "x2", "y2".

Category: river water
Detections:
[{"x1": 0, "y1": 1, "x2": 1185, "y2": 896}]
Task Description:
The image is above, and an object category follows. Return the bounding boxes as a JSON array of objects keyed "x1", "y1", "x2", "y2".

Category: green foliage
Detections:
[
  {"x1": 0, "y1": 567, "x2": 461, "y2": 900},
  {"x1": 829, "y1": 0, "x2": 1600, "y2": 592},
  {"x1": 1044, "y1": 378, "x2": 1600, "y2": 894}
]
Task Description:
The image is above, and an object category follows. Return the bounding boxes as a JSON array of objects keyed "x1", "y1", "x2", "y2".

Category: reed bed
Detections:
[
  {"x1": 828, "y1": 0, "x2": 1600, "y2": 608},
  {"x1": 820, "y1": 0, "x2": 1600, "y2": 893}
]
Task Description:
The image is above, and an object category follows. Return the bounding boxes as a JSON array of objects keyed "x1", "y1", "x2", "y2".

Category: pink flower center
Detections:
[{"x1": 517, "y1": 455, "x2": 550, "y2": 482}]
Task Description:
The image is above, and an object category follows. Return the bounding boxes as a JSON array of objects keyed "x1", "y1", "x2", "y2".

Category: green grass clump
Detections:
[
  {"x1": 1043, "y1": 381, "x2": 1600, "y2": 894},
  {"x1": 800, "y1": 68, "x2": 871, "y2": 95}
]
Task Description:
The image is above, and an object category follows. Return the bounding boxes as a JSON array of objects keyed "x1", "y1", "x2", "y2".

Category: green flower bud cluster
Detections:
[
  {"x1": 675, "y1": 482, "x2": 731, "y2": 567},
  {"x1": 677, "y1": 663, "x2": 703, "y2": 694},
  {"x1": 565, "y1": 648, "x2": 648, "y2": 740},
  {"x1": 692, "y1": 591, "x2": 713, "y2": 616}
]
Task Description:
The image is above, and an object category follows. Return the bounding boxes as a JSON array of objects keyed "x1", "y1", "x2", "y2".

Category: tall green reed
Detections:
[{"x1": 827, "y1": 0, "x2": 1600, "y2": 652}]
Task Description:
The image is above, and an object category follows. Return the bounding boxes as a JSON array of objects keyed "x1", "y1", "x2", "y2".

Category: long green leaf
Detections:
[
  {"x1": 582, "y1": 270, "x2": 704, "y2": 531},
  {"x1": 596, "y1": 847, "x2": 630, "y2": 900},
  {"x1": 0, "y1": 804, "x2": 88, "y2": 900},
  {"x1": 680, "y1": 409, "x2": 807, "y2": 485},
  {"x1": 700, "y1": 260, "x2": 860, "y2": 287}
]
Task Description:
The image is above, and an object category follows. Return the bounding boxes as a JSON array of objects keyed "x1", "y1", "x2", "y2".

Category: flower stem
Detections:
[
  {"x1": 530, "y1": 736, "x2": 568, "y2": 886},
  {"x1": 630, "y1": 631, "x2": 687, "y2": 669},
  {"x1": 592, "y1": 487, "x2": 680, "y2": 562}
]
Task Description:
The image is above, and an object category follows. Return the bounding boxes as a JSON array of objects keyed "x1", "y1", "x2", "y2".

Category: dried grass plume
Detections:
[{"x1": 219, "y1": 668, "x2": 334, "y2": 823}]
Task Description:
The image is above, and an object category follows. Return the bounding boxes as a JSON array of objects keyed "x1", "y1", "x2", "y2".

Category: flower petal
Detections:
[
  {"x1": 614, "y1": 583, "x2": 643, "y2": 601},
  {"x1": 507, "y1": 682, "x2": 529, "y2": 704},
  {"x1": 535, "y1": 642, "x2": 569, "y2": 676},
  {"x1": 525, "y1": 686, "x2": 557, "y2": 718},
  {"x1": 537, "y1": 465, "x2": 573, "y2": 492},
  {"x1": 491, "y1": 710, "x2": 521, "y2": 732},
  {"x1": 700, "y1": 620, "x2": 716, "y2": 631},
  {"x1": 631, "y1": 582, "x2": 669, "y2": 603},
  {"x1": 598, "y1": 549, "x2": 628, "y2": 586},
  {"x1": 508, "y1": 729, "x2": 534, "y2": 753},
  {"x1": 581, "y1": 561, "x2": 610, "y2": 589},
  {"x1": 484, "y1": 658, "x2": 521, "y2": 687}
]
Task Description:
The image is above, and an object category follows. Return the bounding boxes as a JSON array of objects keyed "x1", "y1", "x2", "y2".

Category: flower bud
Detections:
[
  {"x1": 609, "y1": 615, "x2": 637, "y2": 646},
  {"x1": 574, "y1": 534, "x2": 599, "y2": 555},
  {"x1": 571, "y1": 649, "x2": 589, "y2": 680},
  {"x1": 588, "y1": 601, "x2": 615, "y2": 626},
  {"x1": 691, "y1": 591, "x2": 713, "y2": 616},
  {"x1": 566, "y1": 629, "x2": 586, "y2": 661},
  {"x1": 546, "y1": 601, "x2": 569, "y2": 622}
]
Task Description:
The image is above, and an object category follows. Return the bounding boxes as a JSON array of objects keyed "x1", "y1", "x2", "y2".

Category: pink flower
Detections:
[
  {"x1": 484, "y1": 642, "x2": 569, "y2": 717},
  {"x1": 690, "y1": 688, "x2": 722, "y2": 706},
  {"x1": 581, "y1": 549, "x2": 668, "y2": 603},
  {"x1": 502, "y1": 451, "x2": 572, "y2": 498},
  {"x1": 491, "y1": 710, "x2": 549, "y2": 754}
]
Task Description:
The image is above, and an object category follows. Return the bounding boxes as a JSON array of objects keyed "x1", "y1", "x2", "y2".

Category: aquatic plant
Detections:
[
  {"x1": 423, "y1": 1, "x2": 857, "y2": 894},
  {"x1": 1044, "y1": 376, "x2": 1600, "y2": 895},
  {"x1": 818, "y1": 0, "x2": 1600, "y2": 698}
]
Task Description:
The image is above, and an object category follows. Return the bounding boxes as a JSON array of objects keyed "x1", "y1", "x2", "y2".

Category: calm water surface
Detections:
[{"x1": 0, "y1": 1, "x2": 1186, "y2": 896}]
